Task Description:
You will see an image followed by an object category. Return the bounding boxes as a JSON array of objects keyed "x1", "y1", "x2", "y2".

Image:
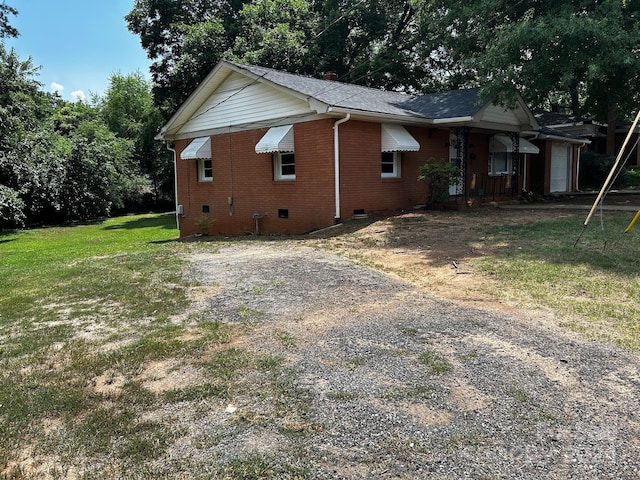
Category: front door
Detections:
[{"x1": 550, "y1": 143, "x2": 570, "y2": 192}]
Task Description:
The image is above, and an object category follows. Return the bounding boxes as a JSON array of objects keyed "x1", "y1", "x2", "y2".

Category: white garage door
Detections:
[{"x1": 550, "y1": 144, "x2": 571, "y2": 193}]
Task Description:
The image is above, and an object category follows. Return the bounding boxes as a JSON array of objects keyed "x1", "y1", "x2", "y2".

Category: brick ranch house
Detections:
[{"x1": 158, "y1": 60, "x2": 556, "y2": 236}]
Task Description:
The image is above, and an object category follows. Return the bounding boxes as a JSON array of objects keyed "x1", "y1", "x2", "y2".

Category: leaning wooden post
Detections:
[{"x1": 583, "y1": 109, "x2": 640, "y2": 227}]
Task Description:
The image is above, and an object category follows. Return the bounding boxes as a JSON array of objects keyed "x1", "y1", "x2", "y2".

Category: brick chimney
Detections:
[{"x1": 322, "y1": 71, "x2": 338, "y2": 81}]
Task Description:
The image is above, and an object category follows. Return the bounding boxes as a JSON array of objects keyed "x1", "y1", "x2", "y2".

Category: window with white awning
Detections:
[
  {"x1": 256, "y1": 125, "x2": 296, "y2": 180},
  {"x1": 381, "y1": 124, "x2": 419, "y2": 178},
  {"x1": 489, "y1": 135, "x2": 539, "y2": 176},
  {"x1": 381, "y1": 124, "x2": 420, "y2": 152},
  {"x1": 255, "y1": 125, "x2": 294, "y2": 153},
  {"x1": 491, "y1": 134, "x2": 540, "y2": 155}
]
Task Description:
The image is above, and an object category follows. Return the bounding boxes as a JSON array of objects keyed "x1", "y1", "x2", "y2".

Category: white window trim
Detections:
[
  {"x1": 274, "y1": 152, "x2": 295, "y2": 181},
  {"x1": 381, "y1": 151, "x2": 401, "y2": 178},
  {"x1": 198, "y1": 158, "x2": 213, "y2": 182}
]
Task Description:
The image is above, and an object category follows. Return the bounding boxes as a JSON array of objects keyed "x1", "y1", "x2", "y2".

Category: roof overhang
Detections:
[
  {"x1": 255, "y1": 125, "x2": 294, "y2": 153},
  {"x1": 381, "y1": 124, "x2": 420, "y2": 151},
  {"x1": 492, "y1": 134, "x2": 540, "y2": 154},
  {"x1": 180, "y1": 136, "x2": 211, "y2": 159},
  {"x1": 157, "y1": 60, "x2": 542, "y2": 141},
  {"x1": 522, "y1": 131, "x2": 591, "y2": 145}
]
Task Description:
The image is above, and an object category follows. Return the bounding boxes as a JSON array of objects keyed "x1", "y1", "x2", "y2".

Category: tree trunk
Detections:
[
  {"x1": 607, "y1": 102, "x2": 617, "y2": 157},
  {"x1": 569, "y1": 78, "x2": 580, "y2": 117}
]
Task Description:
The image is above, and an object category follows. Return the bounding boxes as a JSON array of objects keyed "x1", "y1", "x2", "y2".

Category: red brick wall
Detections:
[
  {"x1": 175, "y1": 119, "x2": 501, "y2": 236},
  {"x1": 176, "y1": 120, "x2": 336, "y2": 236},
  {"x1": 338, "y1": 123, "x2": 451, "y2": 216}
]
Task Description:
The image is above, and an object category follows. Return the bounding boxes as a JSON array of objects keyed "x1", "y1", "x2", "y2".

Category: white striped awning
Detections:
[
  {"x1": 255, "y1": 125, "x2": 294, "y2": 153},
  {"x1": 180, "y1": 136, "x2": 211, "y2": 159},
  {"x1": 381, "y1": 124, "x2": 420, "y2": 152},
  {"x1": 492, "y1": 134, "x2": 540, "y2": 154}
]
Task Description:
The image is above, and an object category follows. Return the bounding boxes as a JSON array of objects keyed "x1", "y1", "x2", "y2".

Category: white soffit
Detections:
[
  {"x1": 492, "y1": 134, "x2": 540, "y2": 154},
  {"x1": 381, "y1": 124, "x2": 420, "y2": 152},
  {"x1": 255, "y1": 125, "x2": 294, "y2": 153},
  {"x1": 180, "y1": 136, "x2": 211, "y2": 159}
]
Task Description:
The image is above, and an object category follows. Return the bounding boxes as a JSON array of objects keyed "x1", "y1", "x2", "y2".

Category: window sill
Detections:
[{"x1": 381, "y1": 176, "x2": 403, "y2": 182}]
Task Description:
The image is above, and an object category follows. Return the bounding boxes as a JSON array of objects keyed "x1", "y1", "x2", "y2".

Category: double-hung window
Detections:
[
  {"x1": 198, "y1": 158, "x2": 213, "y2": 182},
  {"x1": 274, "y1": 152, "x2": 295, "y2": 180},
  {"x1": 489, "y1": 152, "x2": 510, "y2": 176},
  {"x1": 381, "y1": 151, "x2": 401, "y2": 178}
]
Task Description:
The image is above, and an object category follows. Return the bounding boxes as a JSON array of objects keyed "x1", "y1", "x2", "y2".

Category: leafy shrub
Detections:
[
  {"x1": 0, "y1": 184, "x2": 25, "y2": 227},
  {"x1": 418, "y1": 157, "x2": 462, "y2": 206},
  {"x1": 579, "y1": 151, "x2": 639, "y2": 190}
]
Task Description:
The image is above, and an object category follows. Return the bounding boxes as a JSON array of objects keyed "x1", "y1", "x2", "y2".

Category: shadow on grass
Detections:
[
  {"x1": 101, "y1": 213, "x2": 177, "y2": 231},
  {"x1": 0, "y1": 236, "x2": 16, "y2": 245}
]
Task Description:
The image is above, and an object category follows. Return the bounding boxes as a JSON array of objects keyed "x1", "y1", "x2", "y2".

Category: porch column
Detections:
[
  {"x1": 452, "y1": 126, "x2": 469, "y2": 200},
  {"x1": 508, "y1": 132, "x2": 520, "y2": 197}
]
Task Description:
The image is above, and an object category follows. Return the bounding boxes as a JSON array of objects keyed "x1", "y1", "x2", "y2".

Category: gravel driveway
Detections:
[{"x1": 183, "y1": 240, "x2": 640, "y2": 479}]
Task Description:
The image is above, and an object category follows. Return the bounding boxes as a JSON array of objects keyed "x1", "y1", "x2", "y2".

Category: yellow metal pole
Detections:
[
  {"x1": 584, "y1": 109, "x2": 640, "y2": 227},
  {"x1": 624, "y1": 209, "x2": 640, "y2": 233}
]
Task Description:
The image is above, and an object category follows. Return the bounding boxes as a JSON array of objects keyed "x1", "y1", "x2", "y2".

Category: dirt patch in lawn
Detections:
[{"x1": 307, "y1": 206, "x2": 567, "y2": 312}]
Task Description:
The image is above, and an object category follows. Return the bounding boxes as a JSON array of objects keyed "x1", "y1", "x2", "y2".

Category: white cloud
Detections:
[
  {"x1": 70, "y1": 90, "x2": 87, "y2": 102},
  {"x1": 50, "y1": 82, "x2": 64, "y2": 93}
]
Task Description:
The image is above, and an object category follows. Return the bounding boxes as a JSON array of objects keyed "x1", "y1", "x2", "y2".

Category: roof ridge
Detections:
[{"x1": 227, "y1": 60, "x2": 482, "y2": 100}]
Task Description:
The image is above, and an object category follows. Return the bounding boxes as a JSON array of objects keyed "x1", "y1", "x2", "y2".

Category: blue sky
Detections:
[{"x1": 4, "y1": 0, "x2": 151, "y2": 102}]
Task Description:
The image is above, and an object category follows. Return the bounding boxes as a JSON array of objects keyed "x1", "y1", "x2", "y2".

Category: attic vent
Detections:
[{"x1": 323, "y1": 71, "x2": 338, "y2": 81}]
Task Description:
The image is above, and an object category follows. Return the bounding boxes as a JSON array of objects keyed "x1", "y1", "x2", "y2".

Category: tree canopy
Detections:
[
  {"x1": 127, "y1": 0, "x2": 640, "y2": 139},
  {"x1": 0, "y1": 41, "x2": 172, "y2": 227},
  {"x1": 419, "y1": 0, "x2": 640, "y2": 152},
  {"x1": 0, "y1": 2, "x2": 18, "y2": 38},
  {"x1": 126, "y1": 0, "x2": 426, "y2": 116}
]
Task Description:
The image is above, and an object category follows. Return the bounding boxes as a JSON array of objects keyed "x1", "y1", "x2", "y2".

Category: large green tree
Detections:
[
  {"x1": 99, "y1": 72, "x2": 173, "y2": 204},
  {"x1": 420, "y1": 0, "x2": 640, "y2": 154},
  {"x1": 0, "y1": 42, "x2": 149, "y2": 226},
  {"x1": 0, "y1": 42, "x2": 50, "y2": 226},
  {"x1": 126, "y1": 0, "x2": 426, "y2": 116},
  {"x1": 126, "y1": 0, "x2": 242, "y2": 115}
]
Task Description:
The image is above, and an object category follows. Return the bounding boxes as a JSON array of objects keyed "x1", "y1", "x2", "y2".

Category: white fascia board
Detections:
[
  {"x1": 516, "y1": 94, "x2": 540, "y2": 130},
  {"x1": 164, "y1": 113, "x2": 325, "y2": 141},
  {"x1": 308, "y1": 98, "x2": 330, "y2": 113},
  {"x1": 325, "y1": 106, "x2": 428, "y2": 125},
  {"x1": 473, "y1": 93, "x2": 540, "y2": 131},
  {"x1": 522, "y1": 131, "x2": 591, "y2": 145},
  {"x1": 429, "y1": 116, "x2": 475, "y2": 125}
]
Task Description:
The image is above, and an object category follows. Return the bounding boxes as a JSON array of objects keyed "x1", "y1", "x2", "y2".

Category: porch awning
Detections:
[
  {"x1": 255, "y1": 125, "x2": 294, "y2": 153},
  {"x1": 180, "y1": 136, "x2": 211, "y2": 159},
  {"x1": 381, "y1": 124, "x2": 420, "y2": 152},
  {"x1": 492, "y1": 134, "x2": 540, "y2": 154}
]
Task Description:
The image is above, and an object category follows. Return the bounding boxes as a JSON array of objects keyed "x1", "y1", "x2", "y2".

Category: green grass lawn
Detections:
[
  {"x1": 0, "y1": 213, "x2": 312, "y2": 479},
  {"x1": 472, "y1": 212, "x2": 640, "y2": 349},
  {"x1": 0, "y1": 210, "x2": 638, "y2": 478}
]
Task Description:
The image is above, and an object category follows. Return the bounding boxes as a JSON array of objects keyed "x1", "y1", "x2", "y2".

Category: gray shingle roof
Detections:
[{"x1": 231, "y1": 62, "x2": 487, "y2": 120}]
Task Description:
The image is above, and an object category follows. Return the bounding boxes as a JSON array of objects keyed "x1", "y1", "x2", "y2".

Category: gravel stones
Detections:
[{"x1": 181, "y1": 241, "x2": 640, "y2": 479}]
